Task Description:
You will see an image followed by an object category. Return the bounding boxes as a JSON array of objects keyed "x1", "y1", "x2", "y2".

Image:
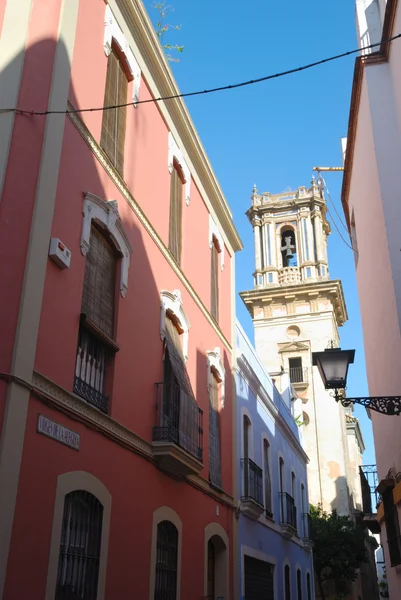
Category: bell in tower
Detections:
[{"x1": 280, "y1": 229, "x2": 297, "y2": 267}]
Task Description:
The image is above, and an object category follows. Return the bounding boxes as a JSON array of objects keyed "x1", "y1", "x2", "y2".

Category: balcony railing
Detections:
[
  {"x1": 74, "y1": 327, "x2": 109, "y2": 413},
  {"x1": 388, "y1": 535, "x2": 401, "y2": 567},
  {"x1": 302, "y1": 513, "x2": 312, "y2": 540},
  {"x1": 289, "y1": 367, "x2": 308, "y2": 384},
  {"x1": 278, "y1": 266, "x2": 301, "y2": 285},
  {"x1": 153, "y1": 382, "x2": 203, "y2": 462},
  {"x1": 360, "y1": 465, "x2": 379, "y2": 513},
  {"x1": 280, "y1": 492, "x2": 297, "y2": 530},
  {"x1": 242, "y1": 458, "x2": 263, "y2": 506}
]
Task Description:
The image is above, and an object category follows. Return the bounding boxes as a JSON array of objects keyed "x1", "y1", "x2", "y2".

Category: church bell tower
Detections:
[{"x1": 240, "y1": 179, "x2": 364, "y2": 515}]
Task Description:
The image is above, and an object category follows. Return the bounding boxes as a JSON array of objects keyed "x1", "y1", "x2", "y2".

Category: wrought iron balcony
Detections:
[
  {"x1": 152, "y1": 382, "x2": 203, "y2": 479},
  {"x1": 388, "y1": 535, "x2": 401, "y2": 567},
  {"x1": 359, "y1": 465, "x2": 381, "y2": 533},
  {"x1": 241, "y1": 458, "x2": 264, "y2": 520},
  {"x1": 280, "y1": 492, "x2": 297, "y2": 537},
  {"x1": 302, "y1": 513, "x2": 313, "y2": 550},
  {"x1": 73, "y1": 326, "x2": 109, "y2": 413},
  {"x1": 289, "y1": 367, "x2": 308, "y2": 385}
]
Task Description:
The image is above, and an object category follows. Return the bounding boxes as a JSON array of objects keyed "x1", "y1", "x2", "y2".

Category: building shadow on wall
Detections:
[{"x1": 0, "y1": 33, "x2": 177, "y2": 600}]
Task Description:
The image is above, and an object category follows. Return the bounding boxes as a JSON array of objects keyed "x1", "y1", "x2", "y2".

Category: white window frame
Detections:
[
  {"x1": 80, "y1": 192, "x2": 133, "y2": 298},
  {"x1": 160, "y1": 289, "x2": 190, "y2": 362},
  {"x1": 168, "y1": 132, "x2": 191, "y2": 205}
]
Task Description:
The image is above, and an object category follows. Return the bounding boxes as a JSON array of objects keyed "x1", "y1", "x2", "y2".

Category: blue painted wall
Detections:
[{"x1": 236, "y1": 321, "x2": 315, "y2": 599}]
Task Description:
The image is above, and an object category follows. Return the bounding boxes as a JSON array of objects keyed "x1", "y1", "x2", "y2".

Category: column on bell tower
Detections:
[{"x1": 253, "y1": 215, "x2": 263, "y2": 288}]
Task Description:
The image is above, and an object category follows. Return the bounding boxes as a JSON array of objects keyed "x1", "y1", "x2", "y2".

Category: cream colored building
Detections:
[{"x1": 240, "y1": 181, "x2": 365, "y2": 516}]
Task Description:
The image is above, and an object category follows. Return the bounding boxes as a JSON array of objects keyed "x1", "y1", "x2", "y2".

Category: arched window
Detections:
[
  {"x1": 263, "y1": 439, "x2": 273, "y2": 517},
  {"x1": 56, "y1": 491, "x2": 103, "y2": 600},
  {"x1": 284, "y1": 564, "x2": 291, "y2": 600},
  {"x1": 209, "y1": 368, "x2": 222, "y2": 488},
  {"x1": 159, "y1": 316, "x2": 202, "y2": 461},
  {"x1": 297, "y1": 568, "x2": 303, "y2": 600},
  {"x1": 75, "y1": 224, "x2": 119, "y2": 413},
  {"x1": 306, "y1": 573, "x2": 312, "y2": 600},
  {"x1": 281, "y1": 228, "x2": 297, "y2": 267},
  {"x1": 154, "y1": 520, "x2": 179, "y2": 600},
  {"x1": 210, "y1": 235, "x2": 220, "y2": 323},
  {"x1": 168, "y1": 159, "x2": 185, "y2": 264},
  {"x1": 279, "y1": 457, "x2": 285, "y2": 521},
  {"x1": 100, "y1": 48, "x2": 129, "y2": 175}
]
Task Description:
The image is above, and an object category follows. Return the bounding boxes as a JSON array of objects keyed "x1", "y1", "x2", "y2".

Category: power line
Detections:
[
  {"x1": 2, "y1": 32, "x2": 400, "y2": 117},
  {"x1": 317, "y1": 173, "x2": 358, "y2": 253}
]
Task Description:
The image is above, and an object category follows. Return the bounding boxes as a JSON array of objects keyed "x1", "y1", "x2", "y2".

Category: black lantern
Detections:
[
  {"x1": 312, "y1": 348, "x2": 355, "y2": 390},
  {"x1": 312, "y1": 346, "x2": 401, "y2": 416}
]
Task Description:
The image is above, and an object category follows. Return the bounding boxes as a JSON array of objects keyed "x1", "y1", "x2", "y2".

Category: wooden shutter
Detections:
[
  {"x1": 81, "y1": 226, "x2": 117, "y2": 339},
  {"x1": 168, "y1": 166, "x2": 183, "y2": 263},
  {"x1": 209, "y1": 373, "x2": 222, "y2": 488},
  {"x1": 264, "y1": 440, "x2": 273, "y2": 515},
  {"x1": 100, "y1": 50, "x2": 127, "y2": 175},
  {"x1": 211, "y1": 240, "x2": 219, "y2": 322},
  {"x1": 164, "y1": 318, "x2": 194, "y2": 398}
]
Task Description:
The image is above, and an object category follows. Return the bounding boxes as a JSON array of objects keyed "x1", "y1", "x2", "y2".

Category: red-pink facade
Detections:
[{"x1": 0, "y1": 1, "x2": 242, "y2": 599}]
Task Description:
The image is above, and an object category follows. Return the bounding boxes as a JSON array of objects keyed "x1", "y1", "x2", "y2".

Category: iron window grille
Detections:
[
  {"x1": 154, "y1": 520, "x2": 178, "y2": 600},
  {"x1": 56, "y1": 491, "x2": 103, "y2": 600},
  {"x1": 74, "y1": 327, "x2": 109, "y2": 413},
  {"x1": 242, "y1": 458, "x2": 264, "y2": 506},
  {"x1": 280, "y1": 492, "x2": 297, "y2": 530}
]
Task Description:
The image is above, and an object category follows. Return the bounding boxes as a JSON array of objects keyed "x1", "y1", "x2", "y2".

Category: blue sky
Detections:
[{"x1": 151, "y1": 0, "x2": 376, "y2": 465}]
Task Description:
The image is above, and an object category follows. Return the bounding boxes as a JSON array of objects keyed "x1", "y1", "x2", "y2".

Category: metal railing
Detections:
[
  {"x1": 388, "y1": 535, "x2": 401, "y2": 567},
  {"x1": 302, "y1": 512, "x2": 312, "y2": 540},
  {"x1": 74, "y1": 327, "x2": 109, "y2": 413},
  {"x1": 153, "y1": 382, "x2": 203, "y2": 462},
  {"x1": 359, "y1": 465, "x2": 379, "y2": 512},
  {"x1": 242, "y1": 458, "x2": 263, "y2": 506},
  {"x1": 289, "y1": 367, "x2": 308, "y2": 384},
  {"x1": 280, "y1": 492, "x2": 297, "y2": 530}
]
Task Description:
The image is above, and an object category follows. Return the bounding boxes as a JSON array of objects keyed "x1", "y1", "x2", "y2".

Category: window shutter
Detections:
[
  {"x1": 100, "y1": 50, "x2": 127, "y2": 175},
  {"x1": 264, "y1": 440, "x2": 272, "y2": 515},
  {"x1": 209, "y1": 374, "x2": 222, "y2": 488},
  {"x1": 82, "y1": 226, "x2": 117, "y2": 339},
  {"x1": 211, "y1": 241, "x2": 219, "y2": 322},
  {"x1": 168, "y1": 167, "x2": 183, "y2": 263},
  {"x1": 164, "y1": 318, "x2": 194, "y2": 399}
]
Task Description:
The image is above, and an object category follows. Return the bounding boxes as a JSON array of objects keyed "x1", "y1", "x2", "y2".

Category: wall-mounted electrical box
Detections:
[{"x1": 49, "y1": 238, "x2": 71, "y2": 269}]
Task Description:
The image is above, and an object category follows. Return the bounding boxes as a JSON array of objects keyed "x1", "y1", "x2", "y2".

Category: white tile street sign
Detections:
[{"x1": 37, "y1": 415, "x2": 80, "y2": 450}]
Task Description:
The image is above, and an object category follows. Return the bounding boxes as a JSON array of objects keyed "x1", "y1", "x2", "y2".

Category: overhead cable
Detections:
[{"x1": 1, "y1": 32, "x2": 400, "y2": 117}]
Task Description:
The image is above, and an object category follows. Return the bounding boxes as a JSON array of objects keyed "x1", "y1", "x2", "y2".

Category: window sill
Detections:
[{"x1": 80, "y1": 313, "x2": 120, "y2": 353}]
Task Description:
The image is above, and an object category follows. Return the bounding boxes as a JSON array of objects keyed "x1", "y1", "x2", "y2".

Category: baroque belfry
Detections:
[{"x1": 240, "y1": 179, "x2": 364, "y2": 515}]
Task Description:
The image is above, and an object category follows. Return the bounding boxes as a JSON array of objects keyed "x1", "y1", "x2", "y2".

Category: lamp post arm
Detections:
[{"x1": 336, "y1": 394, "x2": 401, "y2": 416}]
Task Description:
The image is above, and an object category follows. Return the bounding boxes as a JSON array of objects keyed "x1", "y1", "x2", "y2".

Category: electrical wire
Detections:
[
  {"x1": 1, "y1": 32, "x2": 400, "y2": 117},
  {"x1": 317, "y1": 173, "x2": 358, "y2": 253}
]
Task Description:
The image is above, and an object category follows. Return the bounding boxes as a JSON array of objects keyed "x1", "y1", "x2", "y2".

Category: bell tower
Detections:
[{"x1": 240, "y1": 180, "x2": 364, "y2": 515}]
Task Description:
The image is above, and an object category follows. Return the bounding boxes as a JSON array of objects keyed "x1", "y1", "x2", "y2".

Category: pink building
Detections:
[
  {"x1": 0, "y1": 1, "x2": 242, "y2": 599},
  {"x1": 343, "y1": 0, "x2": 401, "y2": 596}
]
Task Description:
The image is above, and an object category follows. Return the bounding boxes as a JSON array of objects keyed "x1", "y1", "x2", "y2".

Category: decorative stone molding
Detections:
[
  {"x1": 67, "y1": 107, "x2": 232, "y2": 351},
  {"x1": 209, "y1": 215, "x2": 225, "y2": 270},
  {"x1": 32, "y1": 371, "x2": 153, "y2": 459},
  {"x1": 168, "y1": 132, "x2": 191, "y2": 205},
  {"x1": 207, "y1": 347, "x2": 225, "y2": 407},
  {"x1": 160, "y1": 289, "x2": 190, "y2": 361},
  {"x1": 81, "y1": 192, "x2": 133, "y2": 298},
  {"x1": 104, "y1": 4, "x2": 141, "y2": 105}
]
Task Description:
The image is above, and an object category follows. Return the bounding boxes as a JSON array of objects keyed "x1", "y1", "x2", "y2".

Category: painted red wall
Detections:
[
  {"x1": 5, "y1": 397, "x2": 233, "y2": 600},
  {"x1": 1, "y1": 0, "x2": 236, "y2": 597}
]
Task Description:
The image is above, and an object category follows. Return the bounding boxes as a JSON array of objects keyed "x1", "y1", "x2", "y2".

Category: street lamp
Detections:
[{"x1": 312, "y1": 346, "x2": 401, "y2": 416}]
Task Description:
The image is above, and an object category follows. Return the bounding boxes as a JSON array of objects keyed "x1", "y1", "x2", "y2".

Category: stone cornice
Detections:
[
  {"x1": 30, "y1": 371, "x2": 235, "y2": 507},
  {"x1": 110, "y1": 0, "x2": 243, "y2": 254},
  {"x1": 240, "y1": 279, "x2": 348, "y2": 327},
  {"x1": 346, "y1": 414, "x2": 366, "y2": 455},
  {"x1": 341, "y1": 0, "x2": 398, "y2": 229}
]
